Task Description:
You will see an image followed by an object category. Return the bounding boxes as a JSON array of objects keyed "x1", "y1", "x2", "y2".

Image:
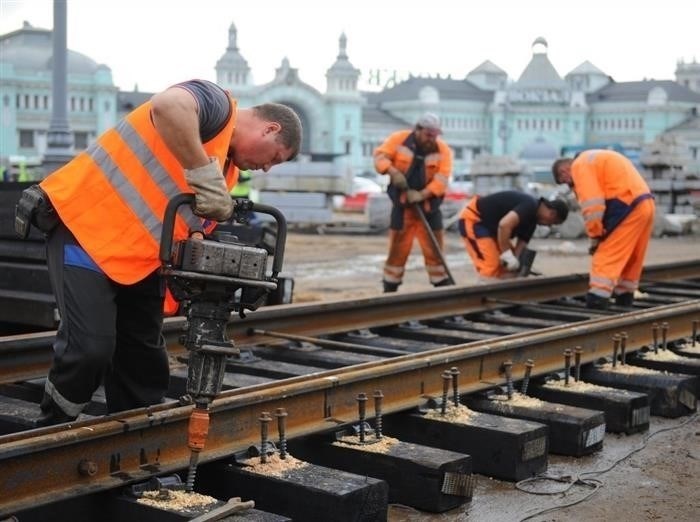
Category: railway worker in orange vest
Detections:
[
  {"x1": 374, "y1": 113, "x2": 453, "y2": 292},
  {"x1": 552, "y1": 150, "x2": 655, "y2": 309},
  {"x1": 458, "y1": 191, "x2": 569, "y2": 281},
  {"x1": 29, "y1": 80, "x2": 301, "y2": 425}
]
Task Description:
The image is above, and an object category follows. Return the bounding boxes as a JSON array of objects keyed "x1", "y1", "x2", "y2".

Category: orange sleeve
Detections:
[{"x1": 373, "y1": 131, "x2": 408, "y2": 174}]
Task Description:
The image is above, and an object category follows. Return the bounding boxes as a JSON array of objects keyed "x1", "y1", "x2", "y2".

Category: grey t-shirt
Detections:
[{"x1": 175, "y1": 80, "x2": 231, "y2": 143}]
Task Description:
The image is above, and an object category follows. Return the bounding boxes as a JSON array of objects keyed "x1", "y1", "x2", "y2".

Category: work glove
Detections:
[
  {"x1": 588, "y1": 238, "x2": 601, "y2": 255},
  {"x1": 499, "y1": 250, "x2": 520, "y2": 272},
  {"x1": 185, "y1": 158, "x2": 234, "y2": 222},
  {"x1": 406, "y1": 189, "x2": 425, "y2": 204},
  {"x1": 389, "y1": 171, "x2": 408, "y2": 191}
]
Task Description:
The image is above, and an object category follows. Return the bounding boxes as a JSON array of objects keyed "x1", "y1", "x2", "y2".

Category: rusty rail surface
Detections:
[
  {"x1": 0, "y1": 261, "x2": 699, "y2": 515},
  {"x1": 1, "y1": 260, "x2": 698, "y2": 384}
]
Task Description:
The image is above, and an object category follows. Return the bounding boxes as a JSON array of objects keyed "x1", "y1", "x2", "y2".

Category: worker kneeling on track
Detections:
[{"x1": 458, "y1": 191, "x2": 568, "y2": 282}]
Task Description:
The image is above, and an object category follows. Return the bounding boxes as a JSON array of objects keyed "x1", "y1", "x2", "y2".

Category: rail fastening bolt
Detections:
[
  {"x1": 661, "y1": 322, "x2": 669, "y2": 351},
  {"x1": 612, "y1": 334, "x2": 621, "y2": 368},
  {"x1": 450, "y1": 367, "x2": 461, "y2": 407},
  {"x1": 620, "y1": 332, "x2": 628, "y2": 365},
  {"x1": 275, "y1": 407, "x2": 288, "y2": 460},
  {"x1": 441, "y1": 371, "x2": 452, "y2": 414},
  {"x1": 521, "y1": 359, "x2": 534, "y2": 394},
  {"x1": 357, "y1": 393, "x2": 368, "y2": 443},
  {"x1": 259, "y1": 412, "x2": 272, "y2": 463},
  {"x1": 574, "y1": 346, "x2": 583, "y2": 382},
  {"x1": 373, "y1": 390, "x2": 384, "y2": 439},
  {"x1": 503, "y1": 361, "x2": 514, "y2": 400},
  {"x1": 564, "y1": 349, "x2": 572, "y2": 386}
]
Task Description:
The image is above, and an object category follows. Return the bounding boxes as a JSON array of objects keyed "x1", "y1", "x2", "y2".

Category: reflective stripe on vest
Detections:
[{"x1": 41, "y1": 96, "x2": 239, "y2": 284}]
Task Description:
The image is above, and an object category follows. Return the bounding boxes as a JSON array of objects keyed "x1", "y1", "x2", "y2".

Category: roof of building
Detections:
[
  {"x1": 117, "y1": 90, "x2": 153, "y2": 112},
  {"x1": 514, "y1": 52, "x2": 567, "y2": 90},
  {"x1": 216, "y1": 24, "x2": 250, "y2": 70},
  {"x1": 567, "y1": 60, "x2": 607, "y2": 76},
  {"x1": 360, "y1": 105, "x2": 412, "y2": 127},
  {"x1": 371, "y1": 75, "x2": 492, "y2": 103},
  {"x1": 587, "y1": 80, "x2": 700, "y2": 103},
  {"x1": 468, "y1": 60, "x2": 507, "y2": 76},
  {"x1": 0, "y1": 22, "x2": 106, "y2": 75},
  {"x1": 327, "y1": 33, "x2": 360, "y2": 75}
]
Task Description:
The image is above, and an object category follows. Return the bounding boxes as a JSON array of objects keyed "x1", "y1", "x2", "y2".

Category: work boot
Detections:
[
  {"x1": 383, "y1": 281, "x2": 400, "y2": 293},
  {"x1": 35, "y1": 395, "x2": 76, "y2": 427},
  {"x1": 432, "y1": 278, "x2": 453, "y2": 288},
  {"x1": 585, "y1": 292, "x2": 610, "y2": 310},
  {"x1": 614, "y1": 292, "x2": 634, "y2": 307}
]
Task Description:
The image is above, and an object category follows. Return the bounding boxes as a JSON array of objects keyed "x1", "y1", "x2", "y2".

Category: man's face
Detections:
[
  {"x1": 556, "y1": 164, "x2": 574, "y2": 187},
  {"x1": 230, "y1": 122, "x2": 294, "y2": 172},
  {"x1": 415, "y1": 127, "x2": 440, "y2": 149},
  {"x1": 537, "y1": 207, "x2": 562, "y2": 226}
]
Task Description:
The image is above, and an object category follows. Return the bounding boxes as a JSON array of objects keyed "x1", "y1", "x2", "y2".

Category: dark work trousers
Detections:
[{"x1": 44, "y1": 223, "x2": 170, "y2": 418}]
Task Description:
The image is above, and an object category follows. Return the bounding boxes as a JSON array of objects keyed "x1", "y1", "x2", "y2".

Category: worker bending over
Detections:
[
  {"x1": 458, "y1": 190, "x2": 568, "y2": 281},
  {"x1": 552, "y1": 150, "x2": 655, "y2": 309}
]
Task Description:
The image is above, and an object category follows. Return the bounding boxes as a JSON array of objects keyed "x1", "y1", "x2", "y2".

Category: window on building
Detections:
[
  {"x1": 74, "y1": 131, "x2": 89, "y2": 150},
  {"x1": 34, "y1": 95, "x2": 39, "y2": 109},
  {"x1": 638, "y1": 118, "x2": 643, "y2": 129},
  {"x1": 43, "y1": 95, "x2": 49, "y2": 109},
  {"x1": 80, "y1": 98, "x2": 85, "y2": 111},
  {"x1": 71, "y1": 97, "x2": 75, "y2": 111},
  {"x1": 344, "y1": 140, "x2": 351, "y2": 155},
  {"x1": 453, "y1": 147, "x2": 463, "y2": 160},
  {"x1": 2, "y1": 95, "x2": 8, "y2": 107},
  {"x1": 573, "y1": 121, "x2": 579, "y2": 132},
  {"x1": 89, "y1": 98, "x2": 93, "y2": 111},
  {"x1": 24, "y1": 94, "x2": 30, "y2": 108},
  {"x1": 345, "y1": 116, "x2": 351, "y2": 131},
  {"x1": 19, "y1": 130, "x2": 34, "y2": 148}
]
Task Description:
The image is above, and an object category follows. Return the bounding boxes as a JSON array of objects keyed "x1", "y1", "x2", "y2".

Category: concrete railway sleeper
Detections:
[{"x1": 0, "y1": 263, "x2": 699, "y2": 519}]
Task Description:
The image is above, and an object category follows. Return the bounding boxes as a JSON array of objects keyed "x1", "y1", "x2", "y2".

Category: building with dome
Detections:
[
  {"x1": 1, "y1": 22, "x2": 699, "y2": 181},
  {"x1": 0, "y1": 22, "x2": 118, "y2": 165}
]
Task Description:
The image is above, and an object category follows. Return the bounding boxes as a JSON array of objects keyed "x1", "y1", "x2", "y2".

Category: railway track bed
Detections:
[{"x1": 1, "y1": 261, "x2": 699, "y2": 521}]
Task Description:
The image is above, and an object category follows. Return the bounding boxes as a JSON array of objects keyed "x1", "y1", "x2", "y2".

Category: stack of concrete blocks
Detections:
[
  {"x1": 641, "y1": 135, "x2": 698, "y2": 215},
  {"x1": 470, "y1": 155, "x2": 529, "y2": 196},
  {"x1": 251, "y1": 156, "x2": 353, "y2": 225},
  {"x1": 640, "y1": 135, "x2": 700, "y2": 236}
]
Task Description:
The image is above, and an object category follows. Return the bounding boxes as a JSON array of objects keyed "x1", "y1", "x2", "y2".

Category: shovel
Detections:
[{"x1": 412, "y1": 203, "x2": 456, "y2": 285}]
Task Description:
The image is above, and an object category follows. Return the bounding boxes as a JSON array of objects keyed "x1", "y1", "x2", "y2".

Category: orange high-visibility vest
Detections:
[
  {"x1": 571, "y1": 150, "x2": 652, "y2": 239},
  {"x1": 41, "y1": 96, "x2": 240, "y2": 286}
]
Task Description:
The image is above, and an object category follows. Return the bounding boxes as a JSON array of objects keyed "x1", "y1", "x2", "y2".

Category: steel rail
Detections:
[
  {"x1": 1, "y1": 260, "x2": 698, "y2": 385},
  {"x1": 1, "y1": 298, "x2": 699, "y2": 516}
]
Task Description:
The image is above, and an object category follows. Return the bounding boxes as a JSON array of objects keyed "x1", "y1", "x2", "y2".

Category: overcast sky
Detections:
[{"x1": 1, "y1": 0, "x2": 698, "y2": 94}]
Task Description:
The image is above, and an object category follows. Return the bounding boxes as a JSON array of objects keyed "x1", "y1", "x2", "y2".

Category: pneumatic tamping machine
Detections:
[{"x1": 159, "y1": 193, "x2": 287, "y2": 491}]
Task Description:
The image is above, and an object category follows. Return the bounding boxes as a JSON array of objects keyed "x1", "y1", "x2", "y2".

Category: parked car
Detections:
[
  {"x1": 445, "y1": 173, "x2": 473, "y2": 202},
  {"x1": 334, "y1": 177, "x2": 383, "y2": 212}
]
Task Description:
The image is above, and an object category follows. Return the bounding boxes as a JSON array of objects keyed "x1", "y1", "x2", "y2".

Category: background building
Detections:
[{"x1": 1, "y1": 22, "x2": 699, "y2": 182}]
